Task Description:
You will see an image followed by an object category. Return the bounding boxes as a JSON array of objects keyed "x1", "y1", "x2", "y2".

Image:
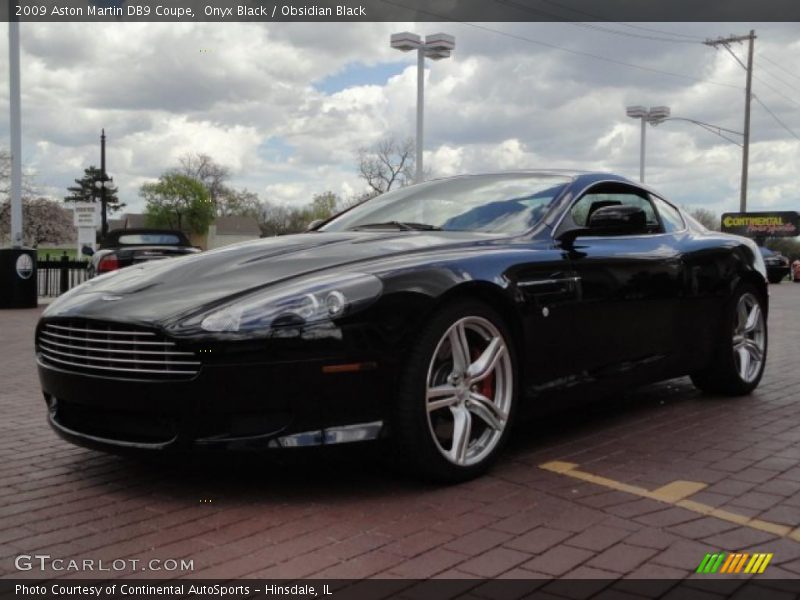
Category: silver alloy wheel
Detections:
[
  {"x1": 733, "y1": 292, "x2": 766, "y2": 383},
  {"x1": 425, "y1": 316, "x2": 513, "y2": 467}
]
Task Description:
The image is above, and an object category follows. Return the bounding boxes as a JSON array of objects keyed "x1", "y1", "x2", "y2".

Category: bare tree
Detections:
[
  {"x1": 357, "y1": 137, "x2": 415, "y2": 194},
  {"x1": 685, "y1": 206, "x2": 720, "y2": 231},
  {"x1": 0, "y1": 148, "x2": 37, "y2": 197},
  {"x1": 176, "y1": 153, "x2": 230, "y2": 210},
  {"x1": 0, "y1": 197, "x2": 74, "y2": 246}
]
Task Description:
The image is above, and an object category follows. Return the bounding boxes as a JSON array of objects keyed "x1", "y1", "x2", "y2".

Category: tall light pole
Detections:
[
  {"x1": 626, "y1": 105, "x2": 671, "y2": 183},
  {"x1": 8, "y1": 18, "x2": 23, "y2": 247},
  {"x1": 390, "y1": 32, "x2": 455, "y2": 184}
]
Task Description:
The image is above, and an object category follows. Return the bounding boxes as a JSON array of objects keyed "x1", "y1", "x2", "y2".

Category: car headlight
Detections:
[{"x1": 196, "y1": 272, "x2": 383, "y2": 334}]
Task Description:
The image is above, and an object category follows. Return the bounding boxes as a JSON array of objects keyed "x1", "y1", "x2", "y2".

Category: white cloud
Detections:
[{"x1": 0, "y1": 20, "x2": 797, "y2": 219}]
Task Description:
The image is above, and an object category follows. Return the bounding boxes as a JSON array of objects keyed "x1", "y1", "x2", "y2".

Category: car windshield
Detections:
[
  {"x1": 321, "y1": 174, "x2": 571, "y2": 234},
  {"x1": 117, "y1": 233, "x2": 183, "y2": 245}
]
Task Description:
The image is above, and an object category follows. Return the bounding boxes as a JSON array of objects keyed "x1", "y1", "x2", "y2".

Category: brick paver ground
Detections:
[{"x1": 1, "y1": 285, "x2": 799, "y2": 580}]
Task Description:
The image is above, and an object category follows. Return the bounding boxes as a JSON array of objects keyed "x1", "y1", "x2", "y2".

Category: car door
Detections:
[{"x1": 556, "y1": 183, "x2": 685, "y2": 384}]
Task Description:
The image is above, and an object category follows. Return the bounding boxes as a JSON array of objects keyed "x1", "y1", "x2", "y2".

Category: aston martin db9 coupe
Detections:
[{"x1": 36, "y1": 171, "x2": 768, "y2": 481}]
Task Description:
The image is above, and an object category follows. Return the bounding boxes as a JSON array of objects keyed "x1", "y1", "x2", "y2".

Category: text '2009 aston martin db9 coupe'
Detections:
[{"x1": 36, "y1": 171, "x2": 769, "y2": 481}]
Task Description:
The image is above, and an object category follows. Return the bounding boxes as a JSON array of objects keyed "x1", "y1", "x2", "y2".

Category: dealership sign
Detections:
[
  {"x1": 721, "y1": 211, "x2": 799, "y2": 237},
  {"x1": 72, "y1": 202, "x2": 99, "y2": 227}
]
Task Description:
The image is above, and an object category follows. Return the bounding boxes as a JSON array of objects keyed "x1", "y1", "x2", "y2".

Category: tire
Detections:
[
  {"x1": 767, "y1": 274, "x2": 783, "y2": 284},
  {"x1": 392, "y1": 300, "x2": 518, "y2": 482},
  {"x1": 691, "y1": 284, "x2": 767, "y2": 396}
]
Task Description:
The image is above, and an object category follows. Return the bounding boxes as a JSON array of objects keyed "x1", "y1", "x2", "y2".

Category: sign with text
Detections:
[
  {"x1": 72, "y1": 202, "x2": 99, "y2": 228},
  {"x1": 721, "y1": 211, "x2": 799, "y2": 238}
]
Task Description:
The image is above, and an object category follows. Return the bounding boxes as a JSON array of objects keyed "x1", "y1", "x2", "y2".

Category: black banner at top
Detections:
[{"x1": 3, "y1": 0, "x2": 800, "y2": 22}]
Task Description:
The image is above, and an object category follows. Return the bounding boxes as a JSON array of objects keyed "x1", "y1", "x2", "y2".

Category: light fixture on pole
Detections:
[
  {"x1": 390, "y1": 31, "x2": 455, "y2": 184},
  {"x1": 626, "y1": 105, "x2": 671, "y2": 183}
]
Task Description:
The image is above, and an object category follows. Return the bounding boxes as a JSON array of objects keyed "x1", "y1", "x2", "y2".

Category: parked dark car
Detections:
[
  {"x1": 758, "y1": 246, "x2": 790, "y2": 284},
  {"x1": 86, "y1": 229, "x2": 200, "y2": 277},
  {"x1": 36, "y1": 172, "x2": 768, "y2": 481}
]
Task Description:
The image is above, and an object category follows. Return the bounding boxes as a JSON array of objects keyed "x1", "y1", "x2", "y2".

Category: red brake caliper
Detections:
[{"x1": 471, "y1": 347, "x2": 495, "y2": 400}]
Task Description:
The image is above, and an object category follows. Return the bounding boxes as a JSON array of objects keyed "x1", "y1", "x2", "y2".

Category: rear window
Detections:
[{"x1": 117, "y1": 233, "x2": 183, "y2": 245}]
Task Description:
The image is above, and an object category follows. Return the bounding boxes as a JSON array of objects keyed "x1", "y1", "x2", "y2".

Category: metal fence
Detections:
[{"x1": 37, "y1": 255, "x2": 89, "y2": 297}]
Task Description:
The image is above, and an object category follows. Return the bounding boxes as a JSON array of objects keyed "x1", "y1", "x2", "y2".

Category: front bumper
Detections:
[{"x1": 38, "y1": 354, "x2": 390, "y2": 452}]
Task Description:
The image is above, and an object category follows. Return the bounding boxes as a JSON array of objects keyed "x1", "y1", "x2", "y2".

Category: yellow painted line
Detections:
[{"x1": 540, "y1": 461, "x2": 800, "y2": 542}]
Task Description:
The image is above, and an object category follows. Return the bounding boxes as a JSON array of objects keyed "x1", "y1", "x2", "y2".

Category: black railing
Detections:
[{"x1": 37, "y1": 254, "x2": 89, "y2": 297}]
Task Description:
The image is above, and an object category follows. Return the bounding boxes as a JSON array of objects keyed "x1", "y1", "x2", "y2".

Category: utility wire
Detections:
[
  {"x1": 753, "y1": 94, "x2": 800, "y2": 141},
  {"x1": 489, "y1": 0, "x2": 700, "y2": 44},
  {"x1": 754, "y1": 61, "x2": 800, "y2": 95},
  {"x1": 532, "y1": 0, "x2": 708, "y2": 41},
  {"x1": 377, "y1": 0, "x2": 740, "y2": 90},
  {"x1": 760, "y1": 54, "x2": 800, "y2": 83}
]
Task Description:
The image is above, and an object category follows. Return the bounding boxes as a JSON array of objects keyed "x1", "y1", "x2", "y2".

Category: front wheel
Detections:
[
  {"x1": 393, "y1": 301, "x2": 517, "y2": 482},
  {"x1": 691, "y1": 285, "x2": 767, "y2": 396}
]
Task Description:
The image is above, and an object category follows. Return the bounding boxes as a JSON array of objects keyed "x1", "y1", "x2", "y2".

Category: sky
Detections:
[{"x1": 0, "y1": 20, "x2": 799, "y2": 217}]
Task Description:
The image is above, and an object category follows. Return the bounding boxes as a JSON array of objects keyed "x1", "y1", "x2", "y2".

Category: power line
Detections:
[
  {"x1": 380, "y1": 0, "x2": 742, "y2": 91},
  {"x1": 489, "y1": 0, "x2": 700, "y2": 44},
  {"x1": 760, "y1": 55, "x2": 800, "y2": 83},
  {"x1": 753, "y1": 94, "x2": 800, "y2": 141},
  {"x1": 532, "y1": 0, "x2": 708, "y2": 41},
  {"x1": 754, "y1": 60, "x2": 800, "y2": 95},
  {"x1": 458, "y1": 21, "x2": 739, "y2": 88}
]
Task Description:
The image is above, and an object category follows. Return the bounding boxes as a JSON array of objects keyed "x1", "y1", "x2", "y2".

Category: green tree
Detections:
[
  {"x1": 308, "y1": 191, "x2": 340, "y2": 221},
  {"x1": 64, "y1": 166, "x2": 124, "y2": 212},
  {"x1": 141, "y1": 173, "x2": 214, "y2": 234}
]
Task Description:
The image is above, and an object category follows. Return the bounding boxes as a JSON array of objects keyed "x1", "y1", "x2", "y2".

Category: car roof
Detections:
[{"x1": 428, "y1": 170, "x2": 634, "y2": 185}]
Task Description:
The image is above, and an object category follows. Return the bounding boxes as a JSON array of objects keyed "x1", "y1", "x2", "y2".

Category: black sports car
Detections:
[{"x1": 36, "y1": 171, "x2": 769, "y2": 481}]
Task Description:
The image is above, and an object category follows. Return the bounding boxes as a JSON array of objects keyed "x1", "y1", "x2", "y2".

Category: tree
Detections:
[
  {"x1": 0, "y1": 197, "x2": 73, "y2": 247},
  {"x1": 141, "y1": 173, "x2": 214, "y2": 234},
  {"x1": 177, "y1": 153, "x2": 230, "y2": 214},
  {"x1": 357, "y1": 137, "x2": 415, "y2": 194},
  {"x1": 686, "y1": 207, "x2": 720, "y2": 231},
  {"x1": 216, "y1": 187, "x2": 261, "y2": 218},
  {"x1": 0, "y1": 148, "x2": 38, "y2": 197},
  {"x1": 64, "y1": 166, "x2": 124, "y2": 213},
  {"x1": 308, "y1": 191, "x2": 340, "y2": 221}
]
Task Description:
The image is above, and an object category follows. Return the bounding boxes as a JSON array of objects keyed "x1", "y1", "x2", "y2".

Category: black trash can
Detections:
[{"x1": 0, "y1": 247, "x2": 38, "y2": 308}]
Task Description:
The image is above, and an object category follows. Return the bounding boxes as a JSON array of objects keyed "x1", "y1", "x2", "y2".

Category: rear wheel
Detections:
[
  {"x1": 393, "y1": 301, "x2": 517, "y2": 482},
  {"x1": 691, "y1": 285, "x2": 767, "y2": 396}
]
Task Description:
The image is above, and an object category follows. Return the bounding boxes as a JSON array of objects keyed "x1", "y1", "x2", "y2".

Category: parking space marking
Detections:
[{"x1": 540, "y1": 461, "x2": 800, "y2": 542}]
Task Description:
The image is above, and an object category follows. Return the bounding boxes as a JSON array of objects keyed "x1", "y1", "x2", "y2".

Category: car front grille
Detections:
[{"x1": 37, "y1": 320, "x2": 200, "y2": 380}]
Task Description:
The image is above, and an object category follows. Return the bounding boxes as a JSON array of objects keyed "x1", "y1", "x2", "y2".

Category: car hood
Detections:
[{"x1": 43, "y1": 230, "x2": 503, "y2": 324}]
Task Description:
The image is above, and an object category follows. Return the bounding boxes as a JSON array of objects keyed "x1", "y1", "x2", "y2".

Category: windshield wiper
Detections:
[{"x1": 349, "y1": 221, "x2": 442, "y2": 231}]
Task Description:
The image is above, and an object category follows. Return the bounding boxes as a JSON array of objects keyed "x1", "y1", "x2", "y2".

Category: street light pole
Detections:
[
  {"x1": 626, "y1": 106, "x2": 670, "y2": 183},
  {"x1": 639, "y1": 116, "x2": 646, "y2": 183},
  {"x1": 8, "y1": 18, "x2": 23, "y2": 248},
  {"x1": 416, "y1": 47, "x2": 424, "y2": 185},
  {"x1": 391, "y1": 32, "x2": 455, "y2": 184}
]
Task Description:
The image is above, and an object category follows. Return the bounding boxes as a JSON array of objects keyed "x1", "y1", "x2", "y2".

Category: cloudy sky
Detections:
[{"x1": 1, "y1": 20, "x2": 798, "y2": 216}]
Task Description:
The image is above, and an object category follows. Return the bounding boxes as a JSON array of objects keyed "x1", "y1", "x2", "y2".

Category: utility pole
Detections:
[{"x1": 704, "y1": 30, "x2": 756, "y2": 213}]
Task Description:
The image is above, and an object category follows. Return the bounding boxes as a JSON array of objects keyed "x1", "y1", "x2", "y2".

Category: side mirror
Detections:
[
  {"x1": 587, "y1": 205, "x2": 648, "y2": 235},
  {"x1": 306, "y1": 219, "x2": 324, "y2": 232},
  {"x1": 81, "y1": 246, "x2": 95, "y2": 257}
]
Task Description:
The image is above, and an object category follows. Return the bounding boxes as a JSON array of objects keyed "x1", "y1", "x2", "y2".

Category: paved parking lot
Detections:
[{"x1": 1, "y1": 285, "x2": 799, "y2": 584}]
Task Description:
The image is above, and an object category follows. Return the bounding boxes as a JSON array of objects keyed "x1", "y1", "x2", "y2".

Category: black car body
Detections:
[
  {"x1": 87, "y1": 228, "x2": 200, "y2": 277},
  {"x1": 758, "y1": 246, "x2": 790, "y2": 284},
  {"x1": 36, "y1": 172, "x2": 769, "y2": 480}
]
